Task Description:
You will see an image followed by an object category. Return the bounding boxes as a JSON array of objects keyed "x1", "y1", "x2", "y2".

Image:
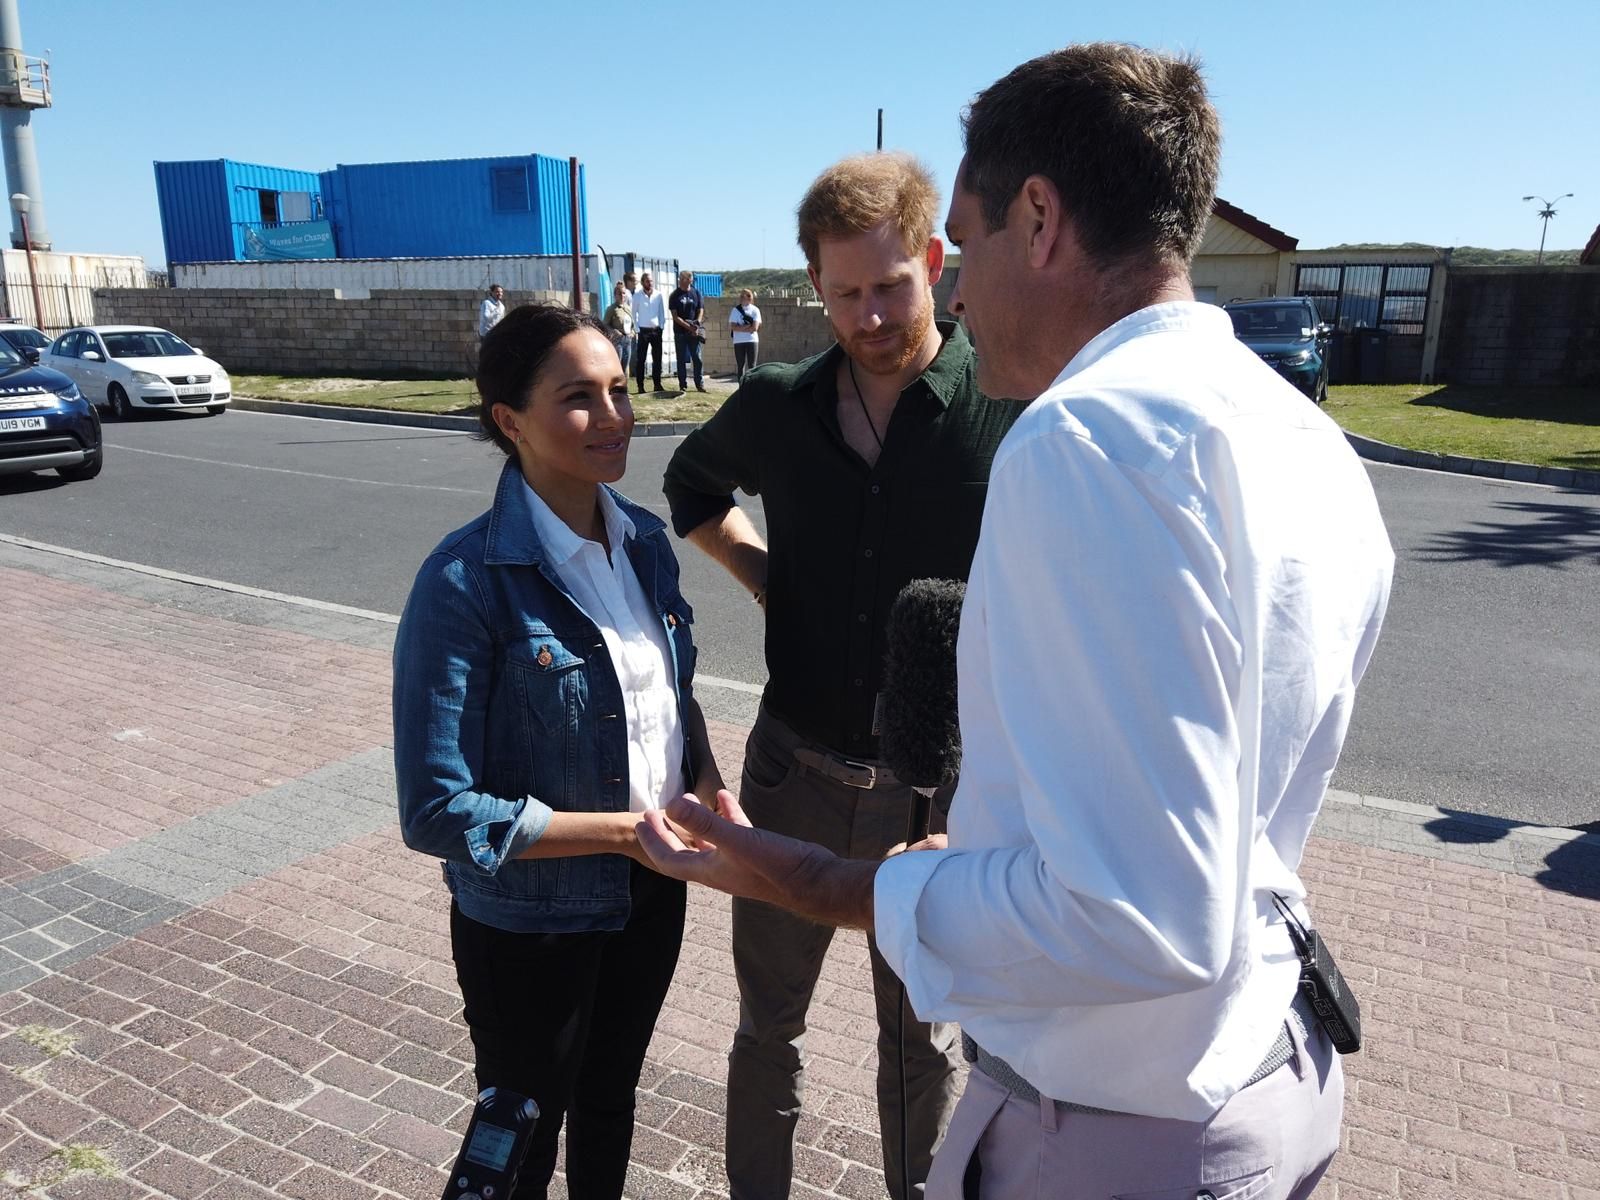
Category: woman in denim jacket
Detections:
[{"x1": 394, "y1": 304, "x2": 724, "y2": 1200}]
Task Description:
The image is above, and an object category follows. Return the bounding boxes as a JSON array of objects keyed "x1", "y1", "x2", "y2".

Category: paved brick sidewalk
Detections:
[{"x1": 0, "y1": 539, "x2": 1596, "y2": 1199}]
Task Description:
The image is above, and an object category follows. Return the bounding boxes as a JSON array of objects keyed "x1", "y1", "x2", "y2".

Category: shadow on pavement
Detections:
[
  {"x1": 1424, "y1": 809, "x2": 1600, "y2": 901},
  {"x1": 0, "y1": 471, "x2": 71, "y2": 495},
  {"x1": 1420, "y1": 499, "x2": 1600, "y2": 568}
]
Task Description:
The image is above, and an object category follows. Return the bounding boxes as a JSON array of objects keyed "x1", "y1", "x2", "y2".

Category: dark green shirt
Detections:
[{"x1": 663, "y1": 319, "x2": 1023, "y2": 758}]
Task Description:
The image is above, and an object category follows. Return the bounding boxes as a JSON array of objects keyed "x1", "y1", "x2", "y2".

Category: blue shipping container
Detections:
[
  {"x1": 154, "y1": 159, "x2": 324, "y2": 265},
  {"x1": 155, "y1": 153, "x2": 588, "y2": 265},
  {"x1": 693, "y1": 273, "x2": 723, "y2": 297},
  {"x1": 320, "y1": 154, "x2": 587, "y2": 259}
]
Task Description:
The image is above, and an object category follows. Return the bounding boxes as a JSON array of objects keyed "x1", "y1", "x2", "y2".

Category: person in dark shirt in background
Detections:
[
  {"x1": 669, "y1": 269, "x2": 706, "y2": 393},
  {"x1": 661, "y1": 151, "x2": 1022, "y2": 1200}
]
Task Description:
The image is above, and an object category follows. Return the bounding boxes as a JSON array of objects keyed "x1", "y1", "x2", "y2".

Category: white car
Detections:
[
  {"x1": 44, "y1": 325, "x2": 231, "y2": 419},
  {"x1": 0, "y1": 320, "x2": 51, "y2": 362}
]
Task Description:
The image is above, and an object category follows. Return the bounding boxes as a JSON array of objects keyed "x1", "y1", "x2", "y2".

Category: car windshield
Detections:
[
  {"x1": 1, "y1": 326, "x2": 49, "y2": 350},
  {"x1": 102, "y1": 331, "x2": 196, "y2": 359},
  {"x1": 1228, "y1": 306, "x2": 1312, "y2": 338},
  {"x1": 0, "y1": 341, "x2": 23, "y2": 367}
]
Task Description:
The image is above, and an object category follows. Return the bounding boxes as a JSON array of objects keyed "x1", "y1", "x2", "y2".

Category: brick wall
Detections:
[
  {"x1": 1435, "y1": 267, "x2": 1600, "y2": 386},
  {"x1": 91, "y1": 287, "x2": 591, "y2": 377},
  {"x1": 697, "y1": 295, "x2": 836, "y2": 376},
  {"x1": 92, "y1": 286, "x2": 842, "y2": 380}
]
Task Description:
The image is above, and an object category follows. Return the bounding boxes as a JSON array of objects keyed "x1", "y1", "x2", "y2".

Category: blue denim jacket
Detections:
[{"x1": 393, "y1": 459, "x2": 699, "y2": 933}]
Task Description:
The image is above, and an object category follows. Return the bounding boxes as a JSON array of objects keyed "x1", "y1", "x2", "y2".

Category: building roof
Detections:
[
  {"x1": 1212, "y1": 199, "x2": 1298, "y2": 252},
  {"x1": 1582, "y1": 222, "x2": 1600, "y2": 266}
]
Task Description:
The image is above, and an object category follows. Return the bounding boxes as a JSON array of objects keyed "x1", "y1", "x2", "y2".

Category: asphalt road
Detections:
[{"x1": 3, "y1": 407, "x2": 1596, "y2": 829}]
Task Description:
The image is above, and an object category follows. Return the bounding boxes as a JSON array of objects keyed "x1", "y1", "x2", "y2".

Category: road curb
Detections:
[
  {"x1": 1344, "y1": 430, "x2": 1600, "y2": 492},
  {"x1": 1323, "y1": 787, "x2": 1600, "y2": 850},
  {"x1": 235, "y1": 397, "x2": 1600, "y2": 491},
  {"x1": 230, "y1": 394, "x2": 706, "y2": 437}
]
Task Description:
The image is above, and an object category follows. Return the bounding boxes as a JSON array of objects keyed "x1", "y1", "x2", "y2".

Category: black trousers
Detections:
[
  {"x1": 634, "y1": 328, "x2": 663, "y2": 390},
  {"x1": 734, "y1": 341, "x2": 758, "y2": 381},
  {"x1": 450, "y1": 861, "x2": 687, "y2": 1200}
]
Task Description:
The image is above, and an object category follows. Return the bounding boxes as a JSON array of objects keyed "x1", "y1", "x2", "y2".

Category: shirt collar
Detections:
[
  {"x1": 520, "y1": 475, "x2": 637, "y2": 567},
  {"x1": 1050, "y1": 301, "x2": 1231, "y2": 391},
  {"x1": 795, "y1": 317, "x2": 973, "y2": 410}
]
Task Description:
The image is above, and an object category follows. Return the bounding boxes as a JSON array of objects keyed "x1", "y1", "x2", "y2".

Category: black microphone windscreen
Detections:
[{"x1": 879, "y1": 578, "x2": 965, "y2": 790}]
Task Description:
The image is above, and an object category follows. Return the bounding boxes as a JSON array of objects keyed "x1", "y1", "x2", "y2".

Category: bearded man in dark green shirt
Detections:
[{"x1": 662, "y1": 152, "x2": 1021, "y2": 1200}]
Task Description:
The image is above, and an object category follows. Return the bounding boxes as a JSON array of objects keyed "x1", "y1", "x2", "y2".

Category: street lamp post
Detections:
[
  {"x1": 1521, "y1": 192, "x2": 1573, "y2": 265},
  {"x1": 9, "y1": 192, "x2": 43, "y2": 329}
]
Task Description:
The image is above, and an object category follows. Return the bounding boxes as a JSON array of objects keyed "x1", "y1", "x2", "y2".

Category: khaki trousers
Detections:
[
  {"x1": 927, "y1": 1008, "x2": 1345, "y2": 1200},
  {"x1": 726, "y1": 706, "x2": 963, "y2": 1199}
]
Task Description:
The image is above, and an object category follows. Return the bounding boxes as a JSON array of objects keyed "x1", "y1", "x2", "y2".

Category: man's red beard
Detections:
[{"x1": 839, "y1": 318, "x2": 932, "y2": 376}]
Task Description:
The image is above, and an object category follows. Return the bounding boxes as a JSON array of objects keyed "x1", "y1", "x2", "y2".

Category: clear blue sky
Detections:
[{"x1": 22, "y1": 0, "x2": 1600, "y2": 271}]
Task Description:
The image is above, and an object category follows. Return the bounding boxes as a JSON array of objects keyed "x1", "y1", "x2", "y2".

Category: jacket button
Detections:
[
  {"x1": 536, "y1": 646, "x2": 553, "y2": 668},
  {"x1": 667, "y1": 613, "x2": 678, "y2": 627}
]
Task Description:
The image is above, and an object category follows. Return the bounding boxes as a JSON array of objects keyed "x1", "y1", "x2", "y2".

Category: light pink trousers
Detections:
[{"x1": 926, "y1": 1015, "x2": 1344, "y2": 1200}]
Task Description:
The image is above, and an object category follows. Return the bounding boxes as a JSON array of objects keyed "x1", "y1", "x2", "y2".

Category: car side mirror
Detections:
[
  {"x1": 1316, "y1": 323, "x2": 1333, "y2": 338},
  {"x1": 22, "y1": 347, "x2": 39, "y2": 364},
  {"x1": 82, "y1": 350, "x2": 103, "y2": 362}
]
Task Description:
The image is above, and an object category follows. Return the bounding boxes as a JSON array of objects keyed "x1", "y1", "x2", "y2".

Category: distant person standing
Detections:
[
  {"x1": 605, "y1": 282, "x2": 636, "y2": 378},
  {"x1": 633, "y1": 272, "x2": 668, "y2": 394},
  {"x1": 669, "y1": 270, "x2": 706, "y2": 393},
  {"x1": 729, "y1": 288, "x2": 762, "y2": 382},
  {"x1": 478, "y1": 283, "x2": 507, "y2": 340}
]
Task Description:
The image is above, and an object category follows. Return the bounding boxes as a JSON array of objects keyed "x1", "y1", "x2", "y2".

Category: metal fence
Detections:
[
  {"x1": 0, "y1": 267, "x2": 164, "y2": 334},
  {"x1": 1, "y1": 272, "x2": 99, "y2": 334},
  {"x1": 1294, "y1": 262, "x2": 1434, "y2": 336}
]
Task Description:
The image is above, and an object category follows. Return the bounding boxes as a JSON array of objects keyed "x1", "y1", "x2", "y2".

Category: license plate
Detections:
[
  {"x1": 0, "y1": 416, "x2": 46, "y2": 432},
  {"x1": 175, "y1": 384, "x2": 208, "y2": 395}
]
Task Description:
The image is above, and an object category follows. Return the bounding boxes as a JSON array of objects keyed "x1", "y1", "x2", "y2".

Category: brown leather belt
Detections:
[{"x1": 791, "y1": 746, "x2": 899, "y2": 790}]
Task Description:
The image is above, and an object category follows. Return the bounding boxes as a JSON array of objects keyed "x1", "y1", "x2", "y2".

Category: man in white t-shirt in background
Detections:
[{"x1": 728, "y1": 288, "x2": 762, "y2": 381}]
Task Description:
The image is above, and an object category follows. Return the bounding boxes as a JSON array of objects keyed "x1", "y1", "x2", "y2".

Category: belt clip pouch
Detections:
[{"x1": 1273, "y1": 893, "x2": 1362, "y2": 1054}]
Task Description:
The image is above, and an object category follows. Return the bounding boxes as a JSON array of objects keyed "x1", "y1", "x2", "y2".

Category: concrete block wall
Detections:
[
  {"x1": 1434, "y1": 267, "x2": 1600, "y2": 387},
  {"x1": 91, "y1": 287, "x2": 594, "y2": 377},
  {"x1": 697, "y1": 295, "x2": 836, "y2": 377}
]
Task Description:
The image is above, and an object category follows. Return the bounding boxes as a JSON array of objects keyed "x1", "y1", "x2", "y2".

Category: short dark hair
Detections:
[
  {"x1": 475, "y1": 303, "x2": 609, "y2": 457},
  {"x1": 961, "y1": 43, "x2": 1220, "y2": 269}
]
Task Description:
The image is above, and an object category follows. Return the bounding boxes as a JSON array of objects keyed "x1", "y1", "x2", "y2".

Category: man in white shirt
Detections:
[
  {"x1": 632, "y1": 271, "x2": 668, "y2": 394},
  {"x1": 477, "y1": 284, "x2": 506, "y2": 340},
  {"x1": 638, "y1": 42, "x2": 1393, "y2": 1200}
]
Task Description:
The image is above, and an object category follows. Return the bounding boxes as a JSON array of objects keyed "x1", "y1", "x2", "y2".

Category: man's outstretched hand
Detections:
[{"x1": 637, "y1": 792, "x2": 879, "y2": 929}]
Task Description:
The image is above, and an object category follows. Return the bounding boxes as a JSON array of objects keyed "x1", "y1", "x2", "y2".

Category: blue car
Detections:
[
  {"x1": 1225, "y1": 297, "x2": 1332, "y2": 404},
  {"x1": 0, "y1": 340, "x2": 103, "y2": 482}
]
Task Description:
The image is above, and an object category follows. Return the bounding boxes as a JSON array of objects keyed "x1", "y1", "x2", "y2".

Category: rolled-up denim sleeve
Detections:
[{"x1": 392, "y1": 551, "x2": 553, "y2": 874}]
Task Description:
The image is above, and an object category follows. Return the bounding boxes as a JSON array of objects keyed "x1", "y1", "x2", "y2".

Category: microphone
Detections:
[
  {"x1": 879, "y1": 578, "x2": 966, "y2": 838},
  {"x1": 878, "y1": 578, "x2": 966, "y2": 1200}
]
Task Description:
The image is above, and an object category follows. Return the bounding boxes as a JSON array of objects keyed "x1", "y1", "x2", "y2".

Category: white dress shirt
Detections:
[
  {"x1": 632, "y1": 288, "x2": 668, "y2": 330},
  {"x1": 874, "y1": 302, "x2": 1393, "y2": 1120},
  {"x1": 478, "y1": 297, "x2": 506, "y2": 338},
  {"x1": 522, "y1": 480, "x2": 685, "y2": 813}
]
